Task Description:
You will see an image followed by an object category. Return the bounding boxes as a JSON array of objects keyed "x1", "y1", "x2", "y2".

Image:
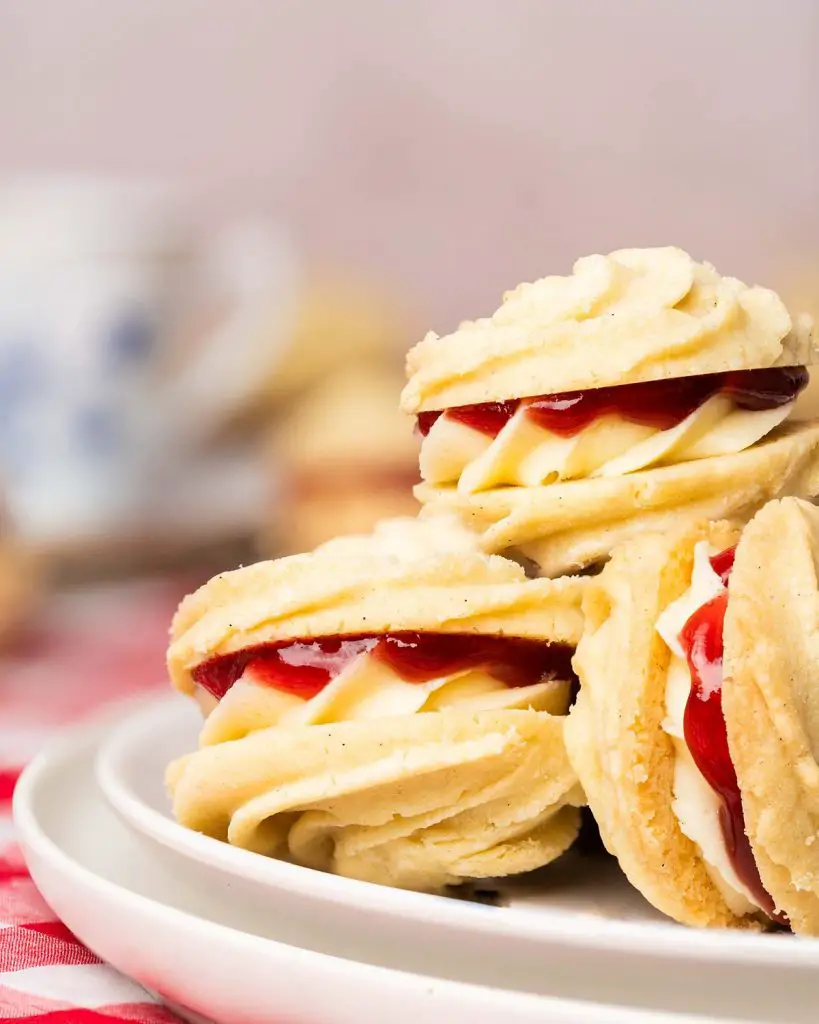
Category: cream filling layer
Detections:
[
  {"x1": 420, "y1": 397, "x2": 795, "y2": 494},
  {"x1": 196, "y1": 649, "x2": 570, "y2": 746},
  {"x1": 655, "y1": 541, "x2": 761, "y2": 916}
]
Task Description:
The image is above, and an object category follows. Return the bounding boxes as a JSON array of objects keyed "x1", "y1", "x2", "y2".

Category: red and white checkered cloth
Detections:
[{"x1": 0, "y1": 581, "x2": 188, "y2": 1023}]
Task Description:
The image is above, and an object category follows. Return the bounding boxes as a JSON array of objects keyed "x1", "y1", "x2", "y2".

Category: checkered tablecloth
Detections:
[{"x1": 0, "y1": 581, "x2": 188, "y2": 1023}]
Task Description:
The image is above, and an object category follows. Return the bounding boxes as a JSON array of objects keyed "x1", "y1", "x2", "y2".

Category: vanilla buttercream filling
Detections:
[
  {"x1": 421, "y1": 397, "x2": 795, "y2": 493},
  {"x1": 196, "y1": 649, "x2": 570, "y2": 746},
  {"x1": 655, "y1": 541, "x2": 762, "y2": 916}
]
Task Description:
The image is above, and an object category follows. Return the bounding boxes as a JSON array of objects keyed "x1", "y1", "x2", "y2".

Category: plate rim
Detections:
[{"x1": 95, "y1": 694, "x2": 819, "y2": 968}]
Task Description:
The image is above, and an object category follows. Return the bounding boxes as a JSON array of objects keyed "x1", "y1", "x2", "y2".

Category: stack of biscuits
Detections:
[
  {"x1": 165, "y1": 247, "x2": 819, "y2": 934},
  {"x1": 266, "y1": 366, "x2": 420, "y2": 554}
]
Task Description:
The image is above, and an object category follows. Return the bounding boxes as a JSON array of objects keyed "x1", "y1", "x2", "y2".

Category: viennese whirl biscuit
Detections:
[
  {"x1": 403, "y1": 248, "x2": 819, "y2": 576},
  {"x1": 167, "y1": 517, "x2": 586, "y2": 891},
  {"x1": 566, "y1": 497, "x2": 819, "y2": 934}
]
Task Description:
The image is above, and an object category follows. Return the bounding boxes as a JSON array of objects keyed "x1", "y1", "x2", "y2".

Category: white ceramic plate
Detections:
[
  {"x1": 13, "y1": 701, "x2": 718, "y2": 1024},
  {"x1": 95, "y1": 696, "x2": 819, "y2": 1024}
]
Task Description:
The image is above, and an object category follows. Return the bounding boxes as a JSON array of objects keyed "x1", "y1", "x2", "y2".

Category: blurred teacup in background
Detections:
[
  {"x1": 0, "y1": 174, "x2": 414, "y2": 576},
  {"x1": 0, "y1": 177, "x2": 192, "y2": 545}
]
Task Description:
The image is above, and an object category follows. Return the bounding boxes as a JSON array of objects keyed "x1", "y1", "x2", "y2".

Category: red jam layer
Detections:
[
  {"x1": 416, "y1": 366, "x2": 808, "y2": 439},
  {"x1": 678, "y1": 547, "x2": 785, "y2": 924},
  {"x1": 708, "y1": 545, "x2": 736, "y2": 587},
  {"x1": 192, "y1": 632, "x2": 576, "y2": 703}
]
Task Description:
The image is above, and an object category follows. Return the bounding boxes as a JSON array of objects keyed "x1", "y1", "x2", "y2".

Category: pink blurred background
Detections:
[{"x1": 5, "y1": 0, "x2": 818, "y2": 329}]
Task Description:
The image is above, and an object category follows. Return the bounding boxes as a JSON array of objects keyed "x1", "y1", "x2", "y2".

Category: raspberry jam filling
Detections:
[
  {"x1": 416, "y1": 366, "x2": 808, "y2": 439},
  {"x1": 679, "y1": 546, "x2": 785, "y2": 924},
  {"x1": 192, "y1": 632, "x2": 576, "y2": 703}
]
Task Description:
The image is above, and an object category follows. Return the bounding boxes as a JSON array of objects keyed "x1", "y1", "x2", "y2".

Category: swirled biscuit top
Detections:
[
  {"x1": 168, "y1": 515, "x2": 587, "y2": 695},
  {"x1": 401, "y1": 247, "x2": 817, "y2": 413}
]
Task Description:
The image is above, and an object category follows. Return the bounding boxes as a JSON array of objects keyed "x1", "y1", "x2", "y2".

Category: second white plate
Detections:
[{"x1": 96, "y1": 696, "x2": 819, "y2": 1022}]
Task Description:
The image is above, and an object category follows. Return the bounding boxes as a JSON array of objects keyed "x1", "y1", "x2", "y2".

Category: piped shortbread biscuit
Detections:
[
  {"x1": 402, "y1": 247, "x2": 816, "y2": 411},
  {"x1": 167, "y1": 516, "x2": 586, "y2": 891},
  {"x1": 403, "y1": 248, "x2": 819, "y2": 575},
  {"x1": 566, "y1": 497, "x2": 819, "y2": 934}
]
